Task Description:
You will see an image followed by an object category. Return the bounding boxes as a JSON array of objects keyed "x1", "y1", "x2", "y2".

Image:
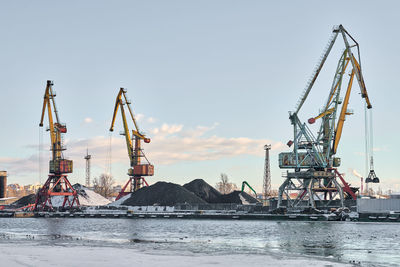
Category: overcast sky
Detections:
[{"x1": 0, "y1": 1, "x2": 398, "y2": 192}]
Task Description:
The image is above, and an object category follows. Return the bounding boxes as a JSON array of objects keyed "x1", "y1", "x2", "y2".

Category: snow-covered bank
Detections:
[
  {"x1": 51, "y1": 184, "x2": 111, "y2": 207},
  {"x1": 0, "y1": 244, "x2": 349, "y2": 267}
]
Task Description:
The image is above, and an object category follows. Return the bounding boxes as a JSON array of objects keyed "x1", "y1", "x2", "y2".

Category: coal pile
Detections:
[
  {"x1": 10, "y1": 194, "x2": 36, "y2": 207},
  {"x1": 183, "y1": 179, "x2": 259, "y2": 204},
  {"x1": 122, "y1": 181, "x2": 207, "y2": 206},
  {"x1": 219, "y1": 191, "x2": 259, "y2": 204},
  {"x1": 183, "y1": 179, "x2": 222, "y2": 203}
]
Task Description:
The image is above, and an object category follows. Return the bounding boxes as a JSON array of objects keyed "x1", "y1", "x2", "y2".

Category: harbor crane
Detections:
[
  {"x1": 110, "y1": 88, "x2": 154, "y2": 201},
  {"x1": 278, "y1": 25, "x2": 375, "y2": 210},
  {"x1": 34, "y1": 80, "x2": 79, "y2": 211}
]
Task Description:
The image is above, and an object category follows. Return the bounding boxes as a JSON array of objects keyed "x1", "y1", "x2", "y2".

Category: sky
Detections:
[{"x1": 0, "y1": 1, "x2": 399, "y2": 193}]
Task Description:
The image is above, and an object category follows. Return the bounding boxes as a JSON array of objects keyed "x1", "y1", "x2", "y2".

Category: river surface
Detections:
[{"x1": 0, "y1": 218, "x2": 398, "y2": 266}]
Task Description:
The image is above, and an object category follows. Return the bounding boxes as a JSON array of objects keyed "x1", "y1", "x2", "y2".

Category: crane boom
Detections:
[
  {"x1": 307, "y1": 53, "x2": 371, "y2": 156},
  {"x1": 295, "y1": 28, "x2": 340, "y2": 113},
  {"x1": 340, "y1": 28, "x2": 372, "y2": 109},
  {"x1": 295, "y1": 25, "x2": 371, "y2": 115},
  {"x1": 109, "y1": 88, "x2": 153, "y2": 200},
  {"x1": 110, "y1": 88, "x2": 147, "y2": 139},
  {"x1": 277, "y1": 25, "x2": 374, "y2": 210},
  {"x1": 333, "y1": 69, "x2": 355, "y2": 154},
  {"x1": 34, "y1": 80, "x2": 78, "y2": 211},
  {"x1": 39, "y1": 80, "x2": 68, "y2": 162},
  {"x1": 109, "y1": 88, "x2": 124, "y2": 132},
  {"x1": 352, "y1": 55, "x2": 372, "y2": 109}
]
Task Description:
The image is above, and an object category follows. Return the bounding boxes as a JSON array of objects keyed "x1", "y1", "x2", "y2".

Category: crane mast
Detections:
[
  {"x1": 110, "y1": 88, "x2": 154, "y2": 200},
  {"x1": 34, "y1": 80, "x2": 79, "y2": 211},
  {"x1": 278, "y1": 25, "x2": 373, "y2": 211},
  {"x1": 263, "y1": 144, "x2": 272, "y2": 200}
]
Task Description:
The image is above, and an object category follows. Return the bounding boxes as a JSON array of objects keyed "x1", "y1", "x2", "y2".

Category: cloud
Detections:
[
  {"x1": 373, "y1": 146, "x2": 389, "y2": 152},
  {"x1": 354, "y1": 146, "x2": 389, "y2": 156},
  {"x1": 151, "y1": 123, "x2": 183, "y2": 136},
  {"x1": 147, "y1": 117, "x2": 156, "y2": 123},
  {"x1": 141, "y1": 122, "x2": 283, "y2": 165},
  {"x1": 2, "y1": 122, "x2": 285, "y2": 180},
  {"x1": 135, "y1": 113, "x2": 144, "y2": 122},
  {"x1": 67, "y1": 122, "x2": 282, "y2": 166},
  {"x1": 84, "y1": 117, "x2": 93, "y2": 123},
  {"x1": 350, "y1": 168, "x2": 362, "y2": 178},
  {"x1": 0, "y1": 155, "x2": 40, "y2": 177}
]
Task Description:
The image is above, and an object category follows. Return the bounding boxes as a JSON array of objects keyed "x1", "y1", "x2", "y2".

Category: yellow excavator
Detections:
[{"x1": 110, "y1": 88, "x2": 154, "y2": 200}]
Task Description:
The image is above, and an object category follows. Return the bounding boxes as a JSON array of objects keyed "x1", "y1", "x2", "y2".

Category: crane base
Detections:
[
  {"x1": 115, "y1": 176, "x2": 149, "y2": 201},
  {"x1": 277, "y1": 168, "x2": 356, "y2": 211},
  {"x1": 34, "y1": 174, "x2": 80, "y2": 211}
]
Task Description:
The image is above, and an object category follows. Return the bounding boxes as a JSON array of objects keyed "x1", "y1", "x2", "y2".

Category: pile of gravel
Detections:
[
  {"x1": 122, "y1": 181, "x2": 207, "y2": 206},
  {"x1": 183, "y1": 179, "x2": 222, "y2": 203}
]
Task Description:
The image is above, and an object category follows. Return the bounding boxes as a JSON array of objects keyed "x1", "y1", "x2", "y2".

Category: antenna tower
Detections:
[
  {"x1": 84, "y1": 149, "x2": 91, "y2": 187},
  {"x1": 263, "y1": 144, "x2": 272, "y2": 199}
]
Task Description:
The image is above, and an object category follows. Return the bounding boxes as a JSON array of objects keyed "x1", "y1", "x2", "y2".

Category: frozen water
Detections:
[{"x1": 0, "y1": 219, "x2": 398, "y2": 266}]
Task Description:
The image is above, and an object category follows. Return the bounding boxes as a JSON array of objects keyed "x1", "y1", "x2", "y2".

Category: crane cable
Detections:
[
  {"x1": 38, "y1": 126, "x2": 43, "y2": 187},
  {"x1": 364, "y1": 102, "x2": 379, "y2": 186},
  {"x1": 364, "y1": 103, "x2": 369, "y2": 181},
  {"x1": 369, "y1": 107, "x2": 374, "y2": 170},
  {"x1": 107, "y1": 132, "x2": 112, "y2": 176}
]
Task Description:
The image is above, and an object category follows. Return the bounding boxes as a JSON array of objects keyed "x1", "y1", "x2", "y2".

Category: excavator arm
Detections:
[{"x1": 241, "y1": 181, "x2": 257, "y2": 198}]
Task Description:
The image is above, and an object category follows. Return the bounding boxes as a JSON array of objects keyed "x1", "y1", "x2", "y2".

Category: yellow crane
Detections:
[
  {"x1": 278, "y1": 25, "x2": 376, "y2": 210},
  {"x1": 308, "y1": 54, "x2": 371, "y2": 155},
  {"x1": 110, "y1": 88, "x2": 154, "y2": 200},
  {"x1": 34, "y1": 80, "x2": 79, "y2": 211}
]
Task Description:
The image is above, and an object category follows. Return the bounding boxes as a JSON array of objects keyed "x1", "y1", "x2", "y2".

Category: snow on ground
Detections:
[
  {"x1": 78, "y1": 186, "x2": 111, "y2": 206},
  {"x1": 50, "y1": 184, "x2": 110, "y2": 207},
  {"x1": 108, "y1": 193, "x2": 131, "y2": 206},
  {"x1": 239, "y1": 193, "x2": 250, "y2": 205},
  {"x1": 0, "y1": 244, "x2": 350, "y2": 267}
]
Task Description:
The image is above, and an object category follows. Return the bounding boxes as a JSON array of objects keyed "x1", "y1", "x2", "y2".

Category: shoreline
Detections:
[
  {"x1": 2, "y1": 209, "x2": 399, "y2": 223},
  {"x1": 0, "y1": 243, "x2": 350, "y2": 267}
]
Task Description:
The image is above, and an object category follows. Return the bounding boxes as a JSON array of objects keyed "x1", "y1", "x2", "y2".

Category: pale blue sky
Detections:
[{"x1": 0, "y1": 1, "x2": 398, "y2": 192}]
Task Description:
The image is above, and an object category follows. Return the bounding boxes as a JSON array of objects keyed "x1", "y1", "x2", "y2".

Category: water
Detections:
[{"x1": 0, "y1": 218, "x2": 399, "y2": 266}]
